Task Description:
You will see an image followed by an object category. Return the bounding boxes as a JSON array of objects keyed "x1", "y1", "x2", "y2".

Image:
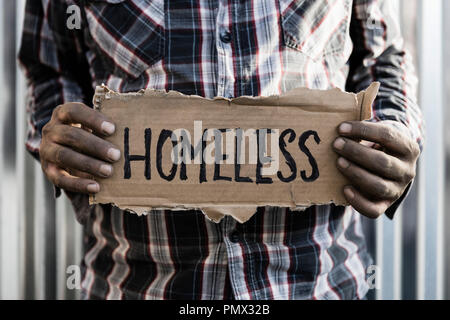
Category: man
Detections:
[{"x1": 19, "y1": 0, "x2": 422, "y2": 299}]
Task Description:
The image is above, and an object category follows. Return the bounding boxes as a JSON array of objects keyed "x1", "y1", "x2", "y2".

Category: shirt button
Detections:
[{"x1": 220, "y1": 31, "x2": 232, "y2": 43}]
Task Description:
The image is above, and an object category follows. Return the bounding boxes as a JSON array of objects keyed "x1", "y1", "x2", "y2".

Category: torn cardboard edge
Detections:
[
  {"x1": 93, "y1": 83, "x2": 379, "y2": 115},
  {"x1": 90, "y1": 82, "x2": 380, "y2": 223}
]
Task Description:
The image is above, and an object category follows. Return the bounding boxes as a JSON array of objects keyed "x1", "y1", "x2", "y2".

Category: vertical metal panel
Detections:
[
  {"x1": 16, "y1": 0, "x2": 29, "y2": 301},
  {"x1": 401, "y1": 183, "x2": 419, "y2": 299},
  {"x1": 33, "y1": 166, "x2": 57, "y2": 299},
  {"x1": 0, "y1": 0, "x2": 5, "y2": 299},
  {"x1": 56, "y1": 198, "x2": 69, "y2": 300},
  {"x1": 375, "y1": 212, "x2": 403, "y2": 300},
  {"x1": 56, "y1": 195, "x2": 82, "y2": 300},
  {"x1": 416, "y1": 0, "x2": 445, "y2": 300},
  {"x1": 0, "y1": 0, "x2": 21, "y2": 300},
  {"x1": 444, "y1": 0, "x2": 450, "y2": 301},
  {"x1": 33, "y1": 164, "x2": 47, "y2": 300},
  {"x1": 398, "y1": 0, "x2": 420, "y2": 300}
]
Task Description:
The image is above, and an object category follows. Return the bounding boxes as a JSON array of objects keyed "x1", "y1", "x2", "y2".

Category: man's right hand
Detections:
[{"x1": 40, "y1": 102, "x2": 121, "y2": 194}]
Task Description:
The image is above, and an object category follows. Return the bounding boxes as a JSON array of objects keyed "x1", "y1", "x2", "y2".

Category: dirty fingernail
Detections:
[
  {"x1": 344, "y1": 186, "x2": 355, "y2": 199},
  {"x1": 99, "y1": 164, "x2": 113, "y2": 177},
  {"x1": 87, "y1": 183, "x2": 100, "y2": 193},
  {"x1": 333, "y1": 138, "x2": 345, "y2": 150},
  {"x1": 338, "y1": 157, "x2": 350, "y2": 169},
  {"x1": 339, "y1": 123, "x2": 352, "y2": 134},
  {"x1": 107, "y1": 148, "x2": 121, "y2": 161},
  {"x1": 101, "y1": 121, "x2": 115, "y2": 135}
]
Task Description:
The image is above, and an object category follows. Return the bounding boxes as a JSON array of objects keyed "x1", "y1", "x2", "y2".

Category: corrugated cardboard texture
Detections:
[{"x1": 90, "y1": 82, "x2": 379, "y2": 223}]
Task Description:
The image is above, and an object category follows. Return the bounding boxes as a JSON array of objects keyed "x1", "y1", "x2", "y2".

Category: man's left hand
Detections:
[{"x1": 333, "y1": 121, "x2": 420, "y2": 219}]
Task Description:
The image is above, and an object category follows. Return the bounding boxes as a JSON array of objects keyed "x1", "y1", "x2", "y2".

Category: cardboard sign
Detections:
[{"x1": 90, "y1": 82, "x2": 379, "y2": 223}]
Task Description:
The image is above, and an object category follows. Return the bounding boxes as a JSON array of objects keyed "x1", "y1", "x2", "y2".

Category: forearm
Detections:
[
  {"x1": 18, "y1": 0, "x2": 90, "y2": 159},
  {"x1": 348, "y1": 0, "x2": 424, "y2": 150}
]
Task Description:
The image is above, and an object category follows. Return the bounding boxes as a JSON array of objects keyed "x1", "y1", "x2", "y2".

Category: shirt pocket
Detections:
[
  {"x1": 84, "y1": 0, "x2": 164, "y2": 79},
  {"x1": 278, "y1": 0, "x2": 352, "y2": 65}
]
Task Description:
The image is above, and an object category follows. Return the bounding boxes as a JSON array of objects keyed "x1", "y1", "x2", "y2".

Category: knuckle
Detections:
[
  {"x1": 53, "y1": 105, "x2": 66, "y2": 120},
  {"x1": 39, "y1": 145, "x2": 48, "y2": 161},
  {"x1": 63, "y1": 129, "x2": 79, "y2": 146},
  {"x1": 55, "y1": 147, "x2": 66, "y2": 166},
  {"x1": 56, "y1": 104, "x2": 75, "y2": 122},
  {"x1": 42, "y1": 123, "x2": 53, "y2": 137},
  {"x1": 410, "y1": 141, "x2": 420, "y2": 158},
  {"x1": 374, "y1": 181, "x2": 390, "y2": 198},
  {"x1": 381, "y1": 127, "x2": 396, "y2": 143},
  {"x1": 45, "y1": 131, "x2": 58, "y2": 144},
  {"x1": 404, "y1": 168, "x2": 416, "y2": 182},
  {"x1": 414, "y1": 144, "x2": 420, "y2": 157},
  {"x1": 360, "y1": 124, "x2": 370, "y2": 138},
  {"x1": 377, "y1": 155, "x2": 393, "y2": 171},
  {"x1": 80, "y1": 160, "x2": 94, "y2": 174}
]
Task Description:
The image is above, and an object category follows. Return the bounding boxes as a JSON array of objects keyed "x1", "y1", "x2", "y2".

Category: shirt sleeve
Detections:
[
  {"x1": 347, "y1": 0, "x2": 424, "y2": 219},
  {"x1": 18, "y1": 0, "x2": 93, "y2": 160}
]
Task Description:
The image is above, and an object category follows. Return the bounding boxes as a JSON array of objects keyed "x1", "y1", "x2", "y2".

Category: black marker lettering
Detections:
[
  {"x1": 298, "y1": 130, "x2": 320, "y2": 182},
  {"x1": 156, "y1": 129, "x2": 177, "y2": 181},
  {"x1": 199, "y1": 129, "x2": 208, "y2": 183},
  {"x1": 123, "y1": 127, "x2": 151, "y2": 180},
  {"x1": 277, "y1": 129, "x2": 297, "y2": 183}
]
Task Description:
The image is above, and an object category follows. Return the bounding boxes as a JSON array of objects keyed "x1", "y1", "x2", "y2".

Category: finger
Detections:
[
  {"x1": 80, "y1": 124, "x2": 93, "y2": 133},
  {"x1": 338, "y1": 121, "x2": 419, "y2": 158},
  {"x1": 66, "y1": 167, "x2": 95, "y2": 180},
  {"x1": 333, "y1": 137, "x2": 409, "y2": 181},
  {"x1": 44, "y1": 143, "x2": 114, "y2": 178},
  {"x1": 52, "y1": 102, "x2": 116, "y2": 136},
  {"x1": 44, "y1": 162, "x2": 100, "y2": 194},
  {"x1": 337, "y1": 157, "x2": 401, "y2": 201},
  {"x1": 343, "y1": 186, "x2": 391, "y2": 219},
  {"x1": 51, "y1": 124, "x2": 121, "y2": 163}
]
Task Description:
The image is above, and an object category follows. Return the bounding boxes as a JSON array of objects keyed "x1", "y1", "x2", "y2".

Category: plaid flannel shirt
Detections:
[{"x1": 19, "y1": 0, "x2": 423, "y2": 300}]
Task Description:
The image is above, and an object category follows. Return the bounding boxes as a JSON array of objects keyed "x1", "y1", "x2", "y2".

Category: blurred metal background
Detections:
[{"x1": 0, "y1": 0, "x2": 447, "y2": 300}]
